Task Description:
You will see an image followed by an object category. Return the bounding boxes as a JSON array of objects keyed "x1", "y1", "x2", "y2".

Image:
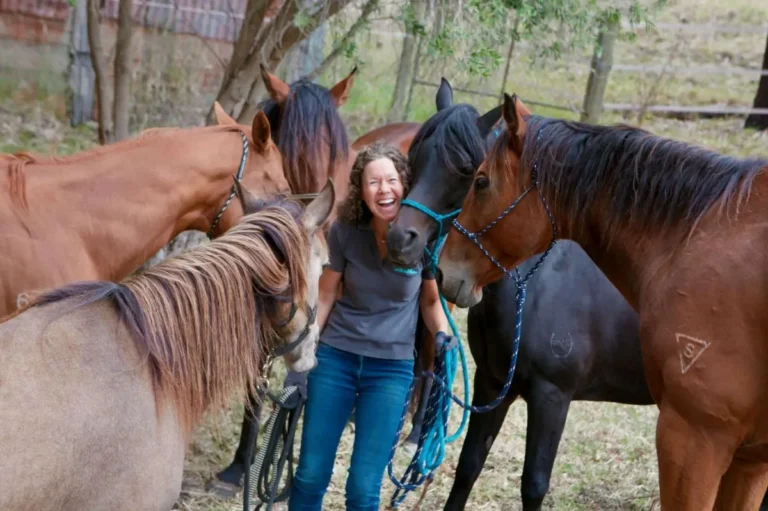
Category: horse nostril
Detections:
[
  {"x1": 404, "y1": 228, "x2": 419, "y2": 245},
  {"x1": 435, "y1": 267, "x2": 444, "y2": 288}
]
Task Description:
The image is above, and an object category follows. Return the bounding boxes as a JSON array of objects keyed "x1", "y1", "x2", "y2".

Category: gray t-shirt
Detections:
[{"x1": 320, "y1": 220, "x2": 435, "y2": 360}]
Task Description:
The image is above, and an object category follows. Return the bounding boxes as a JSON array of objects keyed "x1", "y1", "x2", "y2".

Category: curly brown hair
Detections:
[{"x1": 338, "y1": 141, "x2": 412, "y2": 225}]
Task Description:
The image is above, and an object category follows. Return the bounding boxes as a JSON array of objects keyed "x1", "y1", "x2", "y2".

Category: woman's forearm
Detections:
[{"x1": 421, "y1": 297, "x2": 450, "y2": 338}]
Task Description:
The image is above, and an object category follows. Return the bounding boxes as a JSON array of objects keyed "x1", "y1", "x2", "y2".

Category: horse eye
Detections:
[{"x1": 475, "y1": 175, "x2": 490, "y2": 190}]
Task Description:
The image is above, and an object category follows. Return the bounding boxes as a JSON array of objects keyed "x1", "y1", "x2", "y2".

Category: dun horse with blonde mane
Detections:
[
  {"x1": 0, "y1": 181, "x2": 334, "y2": 511},
  {"x1": 438, "y1": 93, "x2": 768, "y2": 510}
]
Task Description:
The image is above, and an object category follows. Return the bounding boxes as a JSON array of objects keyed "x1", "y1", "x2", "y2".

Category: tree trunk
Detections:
[
  {"x1": 214, "y1": 0, "x2": 353, "y2": 119},
  {"x1": 113, "y1": 0, "x2": 133, "y2": 141},
  {"x1": 86, "y1": 0, "x2": 113, "y2": 144},
  {"x1": 387, "y1": 0, "x2": 422, "y2": 122},
  {"x1": 745, "y1": 33, "x2": 768, "y2": 131},
  {"x1": 205, "y1": 0, "x2": 272, "y2": 125}
]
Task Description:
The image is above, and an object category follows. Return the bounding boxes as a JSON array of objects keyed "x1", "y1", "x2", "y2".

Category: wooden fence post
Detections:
[
  {"x1": 581, "y1": 19, "x2": 619, "y2": 124},
  {"x1": 68, "y1": 0, "x2": 95, "y2": 126}
]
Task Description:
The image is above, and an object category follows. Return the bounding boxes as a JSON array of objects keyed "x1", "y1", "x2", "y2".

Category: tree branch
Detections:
[{"x1": 305, "y1": 0, "x2": 378, "y2": 81}]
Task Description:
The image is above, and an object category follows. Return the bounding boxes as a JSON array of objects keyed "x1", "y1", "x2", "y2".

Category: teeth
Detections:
[{"x1": 378, "y1": 199, "x2": 395, "y2": 206}]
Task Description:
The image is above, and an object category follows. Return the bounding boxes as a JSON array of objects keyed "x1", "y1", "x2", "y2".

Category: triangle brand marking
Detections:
[{"x1": 675, "y1": 333, "x2": 712, "y2": 374}]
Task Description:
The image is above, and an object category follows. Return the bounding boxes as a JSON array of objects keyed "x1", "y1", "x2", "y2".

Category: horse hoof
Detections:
[{"x1": 209, "y1": 463, "x2": 244, "y2": 498}]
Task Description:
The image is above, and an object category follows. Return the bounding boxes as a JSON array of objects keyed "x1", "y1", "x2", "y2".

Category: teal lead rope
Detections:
[{"x1": 385, "y1": 199, "x2": 471, "y2": 508}]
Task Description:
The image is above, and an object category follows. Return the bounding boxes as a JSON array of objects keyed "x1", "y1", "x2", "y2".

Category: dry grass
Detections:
[{"x1": 1, "y1": 0, "x2": 768, "y2": 508}]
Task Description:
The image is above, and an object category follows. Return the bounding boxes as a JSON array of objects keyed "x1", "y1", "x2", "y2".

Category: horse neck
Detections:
[
  {"x1": 562, "y1": 199, "x2": 673, "y2": 311},
  {"x1": 20, "y1": 128, "x2": 252, "y2": 279}
]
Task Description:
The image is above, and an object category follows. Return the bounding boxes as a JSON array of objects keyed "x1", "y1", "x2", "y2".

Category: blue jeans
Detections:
[{"x1": 289, "y1": 343, "x2": 414, "y2": 511}]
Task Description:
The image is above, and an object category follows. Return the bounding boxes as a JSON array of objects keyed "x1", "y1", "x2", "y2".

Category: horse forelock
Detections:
[
  {"x1": 259, "y1": 79, "x2": 349, "y2": 193},
  {"x1": 25, "y1": 205, "x2": 310, "y2": 433},
  {"x1": 517, "y1": 116, "x2": 768, "y2": 243},
  {"x1": 408, "y1": 104, "x2": 486, "y2": 176}
]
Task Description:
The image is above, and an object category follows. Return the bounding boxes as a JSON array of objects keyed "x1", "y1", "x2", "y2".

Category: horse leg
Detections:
[
  {"x1": 713, "y1": 457, "x2": 768, "y2": 511},
  {"x1": 212, "y1": 387, "x2": 263, "y2": 492},
  {"x1": 655, "y1": 402, "x2": 737, "y2": 510},
  {"x1": 520, "y1": 379, "x2": 572, "y2": 511},
  {"x1": 443, "y1": 371, "x2": 516, "y2": 511}
]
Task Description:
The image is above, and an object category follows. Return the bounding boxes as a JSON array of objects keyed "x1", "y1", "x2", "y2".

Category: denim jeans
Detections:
[{"x1": 289, "y1": 342, "x2": 414, "y2": 511}]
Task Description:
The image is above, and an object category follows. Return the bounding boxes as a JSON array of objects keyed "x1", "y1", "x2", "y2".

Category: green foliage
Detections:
[{"x1": 334, "y1": 0, "x2": 667, "y2": 77}]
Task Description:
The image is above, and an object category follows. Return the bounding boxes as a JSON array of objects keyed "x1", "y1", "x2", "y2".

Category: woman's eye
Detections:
[{"x1": 475, "y1": 175, "x2": 490, "y2": 190}]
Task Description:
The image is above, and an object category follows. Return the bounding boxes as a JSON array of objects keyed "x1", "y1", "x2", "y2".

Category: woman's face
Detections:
[{"x1": 361, "y1": 157, "x2": 404, "y2": 223}]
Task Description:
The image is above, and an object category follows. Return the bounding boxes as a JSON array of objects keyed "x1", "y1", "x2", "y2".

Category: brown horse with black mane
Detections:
[
  {"x1": 211, "y1": 66, "x2": 429, "y2": 492},
  {"x1": 0, "y1": 181, "x2": 334, "y2": 511},
  {"x1": 0, "y1": 111, "x2": 288, "y2": 318},
  {"x1": 438, "y1": 93, "x2": 768, "y2": 510}
]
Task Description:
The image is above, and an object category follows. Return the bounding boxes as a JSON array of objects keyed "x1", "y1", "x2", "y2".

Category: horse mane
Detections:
[
  {"x1": 512, "y1": 116, "x2": 768, "y2": 241},
  {"x1": 407, "y1": 104, "x2": 487, "y2": 175},
  {"x1": 259, "y1": 78, "x2": 349, "y2": 192},
  {"x1": 26, "y1": 200, "x2": 308, "y2": 433},
  {"x1": 2, "y1": 124, "x2": 249, "y2": 210}
]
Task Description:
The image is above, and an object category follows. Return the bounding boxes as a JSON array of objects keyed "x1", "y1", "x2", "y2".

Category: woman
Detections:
[{"x1": 289, "y1": 142, "x2": 453, "y2": 510}]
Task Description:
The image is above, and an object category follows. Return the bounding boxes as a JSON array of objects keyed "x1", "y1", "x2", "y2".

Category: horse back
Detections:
[{"x1": 0, "y1": 299, "x2": 186, "y2": 511}]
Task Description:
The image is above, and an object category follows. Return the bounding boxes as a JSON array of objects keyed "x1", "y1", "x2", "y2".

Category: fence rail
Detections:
[{"x1": 407, "y1": 19, "x2": 768, "y2": 123}]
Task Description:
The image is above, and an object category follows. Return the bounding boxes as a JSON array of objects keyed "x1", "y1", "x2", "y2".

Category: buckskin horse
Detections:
[
  {"x1": 0, "y1": 181, "x2": 335, "y2": 511},
  {"x1": 438, "y1": 92, "x2": 768, "y2": 510},
  {"x1": 387, "y1": 79, "x2": 655, "y2": 510},
  {"x1": 211, "y1": 65, "x2": 430, "y2": 492},
  {"x1": 0, "y1": 111, "x2": 288, "y2": 318}
]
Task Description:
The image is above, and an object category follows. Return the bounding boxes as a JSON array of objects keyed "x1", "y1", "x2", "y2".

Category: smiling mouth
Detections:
[{"x1": 377, "y1": 199, "x2": 396, "y2": 207}]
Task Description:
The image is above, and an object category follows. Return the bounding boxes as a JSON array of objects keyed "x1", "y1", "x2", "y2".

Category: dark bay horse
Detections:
[
  {"x1": 387, "y1": 79, "x2": 655, "y2": 510},
  {"x1": 438, "y1": 92, "x2": 768, "y2": 510},
  {"x1": 211, "y1": 66, "x2": 428, "y2": 493}
]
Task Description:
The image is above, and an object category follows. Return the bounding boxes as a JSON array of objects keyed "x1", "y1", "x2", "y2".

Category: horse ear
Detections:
[
  {"x1": 477, "y1": 104, "x2": 503, "y2": 138},
  {"x1": 503, "y1": 93, "x2": 530, "y2": 138},
  {"x1": 213, "y1": 101, "x2": 237, "y2": 125},
  {"x1": 329, "y1": 67, "x2": 357, "y2": 107},
  {"x1": 435, "y1": 77, "x2": 453, "y2": 111},
  {"x1": 251, "y1": 110, "x2": 272, "y2": 152},
  {"x1": 301, "y1": 179, "x2": 335, "y2": 232},
  {"x1": 260, "y1": 63, "x2": 291, "y2": 104},
  {"x1": 233, "y1": 177, "x2": 266, "y2": 214}
]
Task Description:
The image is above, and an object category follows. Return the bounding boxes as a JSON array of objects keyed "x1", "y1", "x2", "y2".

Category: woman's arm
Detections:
[
  {"x1": 419, "y1": 278, "x2": 450, "y2": 338},
  {"x1": 316, "y1": 267, "x2": 343, "y2": 332}
]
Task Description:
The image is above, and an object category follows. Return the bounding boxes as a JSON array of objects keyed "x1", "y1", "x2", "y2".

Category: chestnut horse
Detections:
[
  {"x1": 0, "y1": 183, "x2": 335, "y2": 511},
  {"x1": 0, "y1": 111, "x2": 288, "y2": 318},
  {"x1": 211, "y1": 65, "x2": 429, "y2": 493},
  {"x1": 438, "y1": 93, "x2": 768, "y2": 510}
]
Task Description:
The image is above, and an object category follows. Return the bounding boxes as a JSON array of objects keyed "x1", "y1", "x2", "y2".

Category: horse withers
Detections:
[
  {"x1": 438, "y1": 92, "x2": 768, "y2": 510},
  {"x1": 0, "y1": 181, "x2": 335, "y2": 511}
]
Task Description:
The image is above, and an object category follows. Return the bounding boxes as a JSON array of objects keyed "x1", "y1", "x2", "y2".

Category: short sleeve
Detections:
[
  {"x1": 327, "y1": 221, "x2": 347, "y2": 273},
  {"x1": 421, "y1": 253, "x2": 435, "y2": 280}
]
